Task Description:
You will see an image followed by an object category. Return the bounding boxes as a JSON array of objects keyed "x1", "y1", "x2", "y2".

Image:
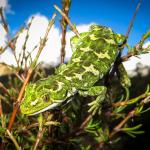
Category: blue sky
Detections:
[
  {"x1": 1, "y1": 0, "x2": 150, "y2": 70},
  {"x1": 7, "y1": 0, "x2": 150, "y2": 46}
]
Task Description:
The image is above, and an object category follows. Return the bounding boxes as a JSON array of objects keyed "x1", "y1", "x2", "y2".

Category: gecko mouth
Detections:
[
  {"x1": 20, "y1": 102, "x2": 59, "y2": 116},
  {"x1": 28, "y1": 103, "x2": 59, "y2": 116},
  {"x1": 20, "y1": 92, "x2": 74, "y2": 116}
]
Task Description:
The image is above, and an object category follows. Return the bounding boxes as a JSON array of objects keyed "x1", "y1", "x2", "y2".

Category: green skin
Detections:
[{"x1": 20, "y1": 25, "x2": 128, "y2": 115}]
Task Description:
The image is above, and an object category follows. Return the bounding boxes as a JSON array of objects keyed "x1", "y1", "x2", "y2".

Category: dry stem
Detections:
[
  {"x1": 109, "y1": 110, "x2": 135, "y2": 139},
  {"x1": 33, "y1": 127, "x2": 46, "y2": 150},
  {"x1": 0, "y1": 7, "x2": 8, "y2": 33},
  {"x1": 54, "y1": 4, "x2": 80, "y2": 37},
  {"x1": 125, "y1": 0, "x2": 142, "y2": 38},
  {"x1": 6, "y1": 129, "x2": 22, "y2": 150},
  {"x1": 109, "y1": 90, "x2": 150, "y2": 139},
  {"x1": 60, "y1": 0, "x2": 70, "y2": 64},
  {"x1": 7, "y1": 13, "x2": 56, "y2": 131}
]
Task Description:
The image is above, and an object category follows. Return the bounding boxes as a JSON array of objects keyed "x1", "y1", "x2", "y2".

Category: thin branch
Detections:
[
  {"x1": 125, "y1": 0, "x2": 142, "y2": 38},
  {"x1": 33, "y1": 127, "x2": 46, "y2": 150},
  {"x1": 97, "y1": 0, "x2": 142, "y2": 148},
  {"x1": 6, "y1": 129, "x2": 22, "y2": 150},
  {"x1": 7, "y1": 13, "x2": 56, "y2": 131},
  {"x1": 0, "y1": 98, "x2": 4, "y2": 128},
  {"x1": 0, "y1": 7, "x2": 9, "y2": 33},
  {"x1": 75, "y1": 114, "x2": 93, "y2": 136},
  {"x1": 112, "y1": 91, "x2": 150, "y2": 107},
  {"x1": 109, "y1": 110, "x2": 135, "y2": 139},
  {"x1": 0, "y1": 7, "x2": 20, "y2": 67},
  {"x1": 0, "y1": 82, "x2": 10, "y2": 95},
  {"x1": 60, "y1": 0, "x2": 71, "y2": 64},
  {"x1": 109, "y1": 91, "x2": 150, "y2": 139},
  {"x1": 54, "y1": 4, "x2": 80, "y2": 37},
  {"x1": 108, "y1": 0, "x2": 142, "y2": 82},
  {"x1": 121, "y1": 52, "x2": 134, "y2": 61}
]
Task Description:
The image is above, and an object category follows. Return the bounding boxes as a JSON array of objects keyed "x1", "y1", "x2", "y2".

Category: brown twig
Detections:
[
  {"x1": 97, "y1": 0, "x2": 142, "y2": 148},
  {"x1": 54, "y1": 4, "x2": 80, "y2": 37},
  {"x1": 0, "y1": 98, "x2": 3, "y2": 120},
  {"x1": 109, "y1": 110, "x2": 135, "y2": 139},
  {"x1": 60, "y1": 0, "x2": 71, "y2": 64},
  {"x1": 0, "y1": 7, "x2": 24, "y2": 67},
  {"x1": 125, "y1": 0, "x2": 142, "y2": 38},
  {"x1": 73, "y1": 114, "x2": 93, "y2": 136},
  {"x1": 20, "y1": 17, "x2": 34, "y2": 69},
  {"x1": 121, "y1": 52, "x2": 134, "y2": 61},
  {"x1": 112, "y1": 91, "x2": 149, "y2": 107},
  {"x1": 7, "y1": 13, "x2": 56, "y2": 131},
  {"x1": 0, "y1": 7, "x2": 18, "y2": 65},
  {"x1": 97, "y1": 102, "x2": 145, "y2": 149},
  {"x1": 109, "y1": 91, "x2": 150, "y2": 139},
  {"x1": 0, "y1": 82, "x2": 10, "y2": 95},
  {"x1": 0, "y1": 7, "x2": 9, "y2": 33},
  {"x1": 33, "y1": 127, "x2": 46, "y2": 150},
  {"x1": 80, "y1": 114, "x2": 92, "y2": 130},
  {"x1": 108, "y1": 0, "x2": 142, "y2": 82},
  {"x1": 6, "y1": 129, "x2": 22, "y2": 150}
]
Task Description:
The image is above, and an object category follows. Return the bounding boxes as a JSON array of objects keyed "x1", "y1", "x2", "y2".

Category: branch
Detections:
[
  {"x1": 109, "y1": 110, "x2": 135, "y2": 139},
  {"x1": 125, "y1": 0, "x2": 142, "y2": 38},
  {"x1": 112, "y1": 90, "x2": 150, "y2": 107},
  {"x1": 0, "y1": 7, "x2": 9, "y2": 33},
  {"x1": 7, "y1": 13, "x2": 56, "y2": 131},
  {"x1": 110, "y1": 90, "x2": 150, "y2": 139},
  {"x1": 54, "y1": 4, "x2": 80, "y2": 37},
  {"x1": 6, "y1": 129, "x2": 22, "y2": 150},
  {"x1": 60, "y1": 0, "x2": 71, "y2": 64},
  {"x1": 33, "y1": 127, "x2": 46, "y2": 150},
  {"x1": 108, "y1": 0, "x2": 142, "y2": 83}
]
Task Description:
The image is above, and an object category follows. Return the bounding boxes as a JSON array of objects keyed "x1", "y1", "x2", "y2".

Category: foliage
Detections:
[{"x1": 0, "y1": 0, "x2": 150, "y2": 150}]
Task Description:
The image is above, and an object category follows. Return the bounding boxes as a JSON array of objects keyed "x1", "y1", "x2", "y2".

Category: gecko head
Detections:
[
  {"x1": 20, "y1": 83, "x2": 59, "y2": 116},
  {"x1": 115, "y1": 33, "x2": 126, "y2": 46}
]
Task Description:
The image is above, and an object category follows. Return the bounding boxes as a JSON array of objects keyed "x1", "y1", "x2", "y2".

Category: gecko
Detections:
[{"x1": 20, "y1": 25, "x2": 129, "y2": 115}]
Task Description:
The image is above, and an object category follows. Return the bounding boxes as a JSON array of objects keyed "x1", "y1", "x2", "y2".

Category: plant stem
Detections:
[
  {"x1": 60, "y1": 0, "x2": 71, "y2": 64},
  {"x1": 7, "y1": 13, "x2": 56, "y2": 131},
  {"x1": 54, "y1": 4, "x2": 80, "y2": 37},
  {"x1": 0, "y1": 7, "x2": 8, "y2": 33},
  {"x1": 33, "y1": 127, "x2": 46, "y2": 150},
  {"x1": 6, "y1": 129, "x2": 22, "y2": 150}
]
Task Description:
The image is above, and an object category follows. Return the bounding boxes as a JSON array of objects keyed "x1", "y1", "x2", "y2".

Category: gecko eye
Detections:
[
  {"x1": 43, "y1": 95, "x2": 49, "y2": 102},
  {"x1": 118, "y1": 39, "x2": 127, "y2": 48}
]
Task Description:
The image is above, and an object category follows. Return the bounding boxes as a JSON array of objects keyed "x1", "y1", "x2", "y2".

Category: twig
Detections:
[
  {"x1": 60, "y1": 113, "x2": 92, "y2": 142},
  {"x1": 54, "y1": 4, "x2": 80, "y2": 37},
  {"x1": 0, "y1": 82, "x2": 10, "y2": 95},
  {"x1": 98, "y1": 0, "x2": 142, "y2": 148},
  {"x1": 14, "y1": 72, "x2": 24, "y2": 83},
  {"x1": 108, "y1": 0, "x2": 142, "y2": 82},
  {"x1": 125, "y1": 0, "x2": 142, "y2": 38},
  {"x1": 20, "y1": 17, "x2": 34, "y2": 69},
  {"x1": 0, "y1": 7, "x2": 9, "y2": 33},
  {"x1": 74, "y1": 114, "x2": 93, "y2": 136},
  {"x1": 109, "y1": 110, "x2": 135, "y2": 139},
  {"x1": 33, "y1": 127, "x2": 46, "y2": 150},
  {"x1": 0, "y1": 98, "x2": 5, "y2": 128},
  {"x1": 0, "y1": 98, "x2": 3, "y2": 116},
  {"x1": 7, "y1": 13, "x2": 56, "y2": 131},
  {"x1": 0, "y1": 7, "x2": 20, "y2": 67},
  {"x1": 24, "y1": 121, "x2": 60, "y2": 130},
  {"x1": 109, "y1": 91, "x2": 150, "y2": 139},
  {"x1": 6, "y1": 129, "x2": 22, "y2": 150},
  {"x1": 60, "y1": 0, "x2": 71, "y2": 64},
  {"x1": 112, "y1": 91, "x2": 150, "y2": 107},
  {"x1": 121, "y1": 52, "x2": 134, "y2": 61},
  {"x1": 80, "y1": 114, "x2": 92, "y2": 130}
]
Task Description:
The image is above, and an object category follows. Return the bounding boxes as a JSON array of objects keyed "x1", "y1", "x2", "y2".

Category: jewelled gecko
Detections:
[{"x1": 20, "y1": 25, "x2": 128, "y2": 115}]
